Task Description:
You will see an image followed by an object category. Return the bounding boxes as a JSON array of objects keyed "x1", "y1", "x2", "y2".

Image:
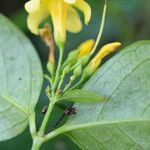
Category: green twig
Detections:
[
  {"x1": 56, "y1": 74, "x2": 65, "y2": 94},
  {"x1": 44, "y1": 74, "x2": 52, "y2": 85},
  {"x1": 63, "y1": 76, "x2": 76, "y2": 93},
  {"x1": 38, "y1": 99, "x2": 56, "y2": 136},
  {"x1": 52, "y1": 47, "x2": 64, "y2": 95}
]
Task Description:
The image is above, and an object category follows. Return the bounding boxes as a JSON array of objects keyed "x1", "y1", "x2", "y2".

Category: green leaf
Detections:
[
  {"x1": 59, "y1": 89, "x2": 105, "y2": 102},
  {"x1": 56, "y1": 41, "x2": 150, "y2": 149},
  {"x1": 0, "y1": 14, "x2": 43, "y2": 141}
]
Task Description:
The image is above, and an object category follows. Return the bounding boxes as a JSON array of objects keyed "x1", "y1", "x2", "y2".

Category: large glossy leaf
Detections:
[
  {"x1": 0, "y1": 14, "x2": 43, "y2": 141},
  {"x1": 58, "y1": 41, "x2": 150, "y2": 149}
]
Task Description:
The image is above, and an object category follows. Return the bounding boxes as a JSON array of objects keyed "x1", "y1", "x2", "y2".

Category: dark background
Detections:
[{"x1": 0, "y1": 0, "x2": 149, "y2": 149}]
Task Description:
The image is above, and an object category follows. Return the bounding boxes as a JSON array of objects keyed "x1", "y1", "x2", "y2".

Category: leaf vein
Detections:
[
  {"x1": 0, "y1": 117, "x2": 28, "y2": 134},
  {"x1": 68, "y1": 133, "x2": 88, "y2": 150},
  {"x1": 115, "y1": 123, "x2": 145, "y2": 150},
  {"x1": 0, "y1": 105, "x2": 13, "y2": 113},
  {"x1": 83, "y1": 129, "x2": 108, "y2": 150},
  {"x1": 97, "y1": 59, "x2": 150, "y2": 119},
  {"x1": 0, "y1": 95, "x2": 28, "y2": 114}
]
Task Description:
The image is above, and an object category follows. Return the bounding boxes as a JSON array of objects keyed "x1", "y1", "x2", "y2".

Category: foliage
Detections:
[
  {"x1": 0, "y1": 0, "x2": 150, "y2": 150},
  {"x1": 0, "y1": 14, "x2": 43, "y2": 141}
]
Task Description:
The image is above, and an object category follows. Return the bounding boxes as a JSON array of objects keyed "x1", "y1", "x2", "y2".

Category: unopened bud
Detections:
[
  {"x1": 63, "y1": 49, "x2": 80, "y2": 67},
  {"x1": 70, "y1": 76, "x2": 76, "y2": 82},
  {"x1": 74, "y1": 65, "x2": 82, "y2": 77},
  {"x1": 96, "y1": 42, "x2": 121, "y2": 60},
  {"x1": 91, "y1": 42, "x2": 121, "y2": 70},
  {"x1": 77, "y1": 39, "x2": 95, "y2": 58},
  {"x1": 63, "y1": 65, "x2": 71, "y2": 75},
  {"x1": 77, "y1": 55, "x2": 90, "y2": 66},
  {"x1": 45, "y1": 86, "x2": 51, "y2": 97},
  {"x1": 83, "y1": 42, "x2": 121, "y2": 79},
  {"x1": 47, "y1": 62, "x2": 54, "y2": 77},
  {"x1": 68, "y1": 49, "x2": 80, "y2": 61}
]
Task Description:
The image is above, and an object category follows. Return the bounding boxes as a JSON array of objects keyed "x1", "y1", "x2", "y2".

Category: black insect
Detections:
[{"x1": 48, "y1": 106, "x2": 77, "y2": 133}]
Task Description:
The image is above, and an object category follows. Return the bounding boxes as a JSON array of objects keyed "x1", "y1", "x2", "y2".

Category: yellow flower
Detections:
[
  {"x1": 83, "y1": 42, "x2": 121, "y2": 78},
  {"x1": 25, "y1": 0, "x2": 91, "y2": 47}
]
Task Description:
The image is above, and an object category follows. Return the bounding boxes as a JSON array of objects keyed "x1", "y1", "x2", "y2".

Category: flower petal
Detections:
[
  {"x1": 63, "y1": 0, "x2": 76, "y2": 4},
  {"x1": 25, "y1": 0, "x2": 41, "y2": 13},
  {"x1": 48, "y1": 0, "x2": 69, "y2": 44},
  {"x1": 27, "y1": 8, "x2": 49, "y2": 34},
  {"x1": 66, "y1": 7, "x2": 82, "y2": 33},
  {"x1": 73, "y1": 0, "x2": 91, "y2": 24}
]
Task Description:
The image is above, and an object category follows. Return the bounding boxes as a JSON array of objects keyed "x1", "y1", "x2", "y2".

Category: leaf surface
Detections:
[
  {"x1": 59, "y1": 89, "x2": 105, "y2": 102},
  {"x1": 0, "y1": 14, "x2": 43, "y2": 141},
  {"x1": 58, "y1": 41, "x2": 150, "y2": 150}
]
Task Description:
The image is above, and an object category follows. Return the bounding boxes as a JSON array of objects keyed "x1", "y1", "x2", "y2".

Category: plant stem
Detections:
[
  {"x1": 31, "y1": 46, "x2": 64, "y2": 149},
  {"x1": 29, "y1": 112, "x2": 36, "y2": 138},
  {"x1": 31, "y1": 143, "x2": 41, "y2": 150},
  {"x1": 56, "y1": 76, "x2": 64, "y2": 95},
  {"x1": 31, "y1": 136, "x2": 43, "y2": 150},
  {"x1": 70, "y1": 77, "x2": 84, "y2": 91},
  {"x1": 39, "y1": 100, "x2": 55, "y2": 136},
  {"x1": 52, "y1": 47, "x2": 64, "y2": 94},
  {"x1": 63, "y1": 76, "x2": 76, "y2": 93}
]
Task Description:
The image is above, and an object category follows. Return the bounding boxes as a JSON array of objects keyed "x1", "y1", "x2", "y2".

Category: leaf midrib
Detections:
[
  {"x1": 58, "y1": 119, "x2": 150, "y2": 135},
  {"x1": 69, "y1": 124, "x2": 146, "y2": 150},
  {"x1": 66, "y1": 120, "x2": 150, "y2": 150},
  {"x1": 47, "y1": 119, "x2": 150, "y2": 144}
]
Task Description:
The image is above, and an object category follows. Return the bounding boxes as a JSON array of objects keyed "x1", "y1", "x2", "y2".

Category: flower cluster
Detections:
[{"x1": 25, "y1": 0, "x2": 121, "y2": 97}]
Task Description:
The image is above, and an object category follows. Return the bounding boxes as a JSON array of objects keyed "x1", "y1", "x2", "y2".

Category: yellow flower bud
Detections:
[
  {"x1": 77, "y1": 39, "x2": 95, "y2": 58},
  {"x1": 90, "y1": 42, "x2": 121, "y2": 70},
  {"x1": 83, "y1": 42, "x2": 121, "y2": 79}
]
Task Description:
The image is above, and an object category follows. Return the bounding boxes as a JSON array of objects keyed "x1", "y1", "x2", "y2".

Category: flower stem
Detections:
[
  {"x1": 52, "y1": 46, "x2": 64, "y2": 94},
  {"x1": 90, "y1": 0, "x2": 107, "y2": 55},
  {"x1": 63, "y1": 76, "x2": 76, "y2": 93},
  {"x1": 39, "y1": 100, "x2": 55, "y2": 136}
]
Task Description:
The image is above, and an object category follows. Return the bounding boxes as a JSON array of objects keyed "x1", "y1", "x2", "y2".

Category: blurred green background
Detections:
[{"x1": 0, "y1": 0, "x2": 149, "y2": 149}]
